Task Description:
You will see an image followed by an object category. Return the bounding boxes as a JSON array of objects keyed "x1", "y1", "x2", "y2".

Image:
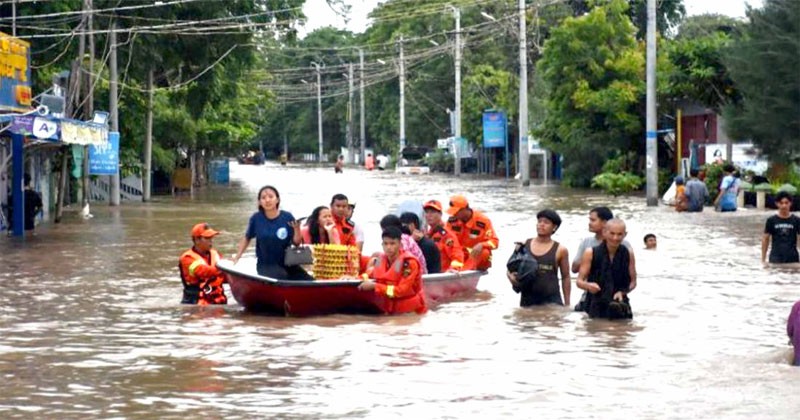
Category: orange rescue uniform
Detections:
[
  {"x1": 332, "y1": 214, "x2": 358, "y2": 247},
  {"x1": 447, "y1": 210, "x2": 498, "y2": 270},
  {"x1": 427, "y1": 224, "x2": 465, "y2": 271},
  {"x1": 365, "y1": 250, "x2": 427, "y2": 315},
  {"x1": 179, "y1": 248, "x2": 227, "y2": 305}
]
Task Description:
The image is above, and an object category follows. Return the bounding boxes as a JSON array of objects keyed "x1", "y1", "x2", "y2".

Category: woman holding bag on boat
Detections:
[{"x1": 233, "y1": 185, "x2": 313, "y2": 280}]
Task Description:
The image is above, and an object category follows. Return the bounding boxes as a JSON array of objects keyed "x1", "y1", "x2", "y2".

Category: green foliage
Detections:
[
  {"x1": 666, "y1": 29, "x2": 739, "y2": 111},
  {"x1": 13, "y1": 0, "x2": 301, "y2": 180},
  {"x1": 658, "y1": 168, "x2": 674, "y2": 196},
  {"x1": 537, "y1": 0, "x2": 644, "y2": 186},
  {"x1": 591, "y1": 172, "x2": 644, "y2": 196},
  {"x1": 675, "y1": 13, "x2": 743, "y2": 40},
  {"x1": 426, "y1": 149, "x2": 454, "y2": 173},
  {"x1": 566, "y1": 0, "x2": 687, "y2": 39},
  {"x1": 723, "y1": 0, "x2": 800, "y2": 163},
  {"x1": 702, "y1": 162, "x2": 725, "y2": 195},
  {"x1": 462, "y1": 65, "x2": 517, "y2": 148}
]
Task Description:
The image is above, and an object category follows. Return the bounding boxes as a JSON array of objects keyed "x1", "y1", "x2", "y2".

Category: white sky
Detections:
[{"x1": 300, "y1": 0, "x2": 765, "y2": 37}]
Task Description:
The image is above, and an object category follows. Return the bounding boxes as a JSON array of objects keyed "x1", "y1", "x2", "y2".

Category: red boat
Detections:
[{"x1": 216, "y1": 258, "x2": 487, "y2": 316}]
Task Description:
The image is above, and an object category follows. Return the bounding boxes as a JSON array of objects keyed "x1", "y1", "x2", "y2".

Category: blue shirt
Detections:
[
  {"x1": 719, "y1": 175, "x2": 740, "y2": 211},
  {"x1": 245, "y1": 210, "x2": 296, "y2": 267}
]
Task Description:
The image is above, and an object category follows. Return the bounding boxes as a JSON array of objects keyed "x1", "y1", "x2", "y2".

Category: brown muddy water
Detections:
[{"x1": 1, "y1": 162, "x2": 798, "y2": 419}]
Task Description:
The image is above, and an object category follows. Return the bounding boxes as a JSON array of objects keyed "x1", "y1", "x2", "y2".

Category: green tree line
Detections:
[{"x1": 2, "y1": 0, "x2": 796, "y2": 187}]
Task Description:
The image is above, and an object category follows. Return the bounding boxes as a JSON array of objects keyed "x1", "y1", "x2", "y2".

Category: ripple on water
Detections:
[{"x1": 0, "y1": 162, "x2": 798, "y2": 419}]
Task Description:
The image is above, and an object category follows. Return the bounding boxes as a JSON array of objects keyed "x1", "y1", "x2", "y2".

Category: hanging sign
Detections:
[{"x1": 89, "y1": 131, "x2": 119, "y2": 175}]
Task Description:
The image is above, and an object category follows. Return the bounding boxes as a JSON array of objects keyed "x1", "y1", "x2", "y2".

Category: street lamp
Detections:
[{"x1": 480, "y1": 11, "x2": 496, "y2": 21}]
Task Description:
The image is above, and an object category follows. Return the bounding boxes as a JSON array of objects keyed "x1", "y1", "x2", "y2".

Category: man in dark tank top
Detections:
[
  {"x1": 507, "y1": 209, "x2": 571, "y2": 307},
  {"x1": 575, "y1": 219, "x2": 637, "y2": 319}
]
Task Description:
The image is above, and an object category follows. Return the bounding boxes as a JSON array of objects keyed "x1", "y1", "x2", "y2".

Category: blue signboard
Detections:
[
  {"x1": 89, "y1": 132, "x2": 119, "y2": 175},
  {"x1": 482, "y1": 111, "x2": 507, "y2": 148}
]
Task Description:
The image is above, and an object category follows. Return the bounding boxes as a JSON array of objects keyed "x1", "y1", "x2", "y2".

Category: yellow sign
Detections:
[
  {"x1": 0, "y1": 32, "x2": 31, "y2": 112},
  {"x1": 0, "y1": 32, "x2": 29, "y2": 82}
]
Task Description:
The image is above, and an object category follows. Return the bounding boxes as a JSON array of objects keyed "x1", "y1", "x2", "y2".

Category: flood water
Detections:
[{"x1": 1, "y1": 162, "x2": 798, "y2": 419}]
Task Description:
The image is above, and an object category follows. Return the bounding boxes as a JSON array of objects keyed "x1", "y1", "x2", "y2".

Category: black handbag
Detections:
[
  {"x1": 506, "y1": 239, "x2": 539, "y2": 292},
  {"x1": 284, "y1": 245, "x2": 314, "y2": 266}
]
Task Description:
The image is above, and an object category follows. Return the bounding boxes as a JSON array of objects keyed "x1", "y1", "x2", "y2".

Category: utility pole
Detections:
[
  {"x1": 645, "y1": 0, "x2": 658, "y2": 206},
  {"x1": 12, "y1": 0, "x2": 16, "y2": 36},
  {"x1": 109, "y1": 24, "x2": 120, "y2": 206},
  {"x1": 143, "y1": 69, "x2": 153, "y2": 201},
  {"x1": 76, "y1": 0, "x2": 87, "y2": 207},
  {"x1": 82, "y1": 0, "x2": 94, "y2": 208},
  {"x1": 346, "y1": 62, "x2": 354, "y2": 164},
  {"x1": 450, "y1": 5, "x2": 462, "y2": 177},
  {"x1": 398, "y1": 35, "x2": 406, "y2": 151},
  {"x1": 518, "y1": 0, "x2": 530, "y2": 186},
  {"x1": 311, "y1": 61, "x2": 324, "y2": 162},
  {"x1": 359, "y1": 49, "x2": 366, "y2": 163}
]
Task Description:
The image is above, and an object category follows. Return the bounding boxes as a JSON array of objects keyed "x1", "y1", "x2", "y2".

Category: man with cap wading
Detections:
[
  {"x1": 179, "y1": 223, "x2": 227, "y2": 305},
  {"x1": 446, "y1": 195, "x2": 499, "y2": 271},
  {"x1": 423, "y1": 200, "x2": 465, "y2": 272}
]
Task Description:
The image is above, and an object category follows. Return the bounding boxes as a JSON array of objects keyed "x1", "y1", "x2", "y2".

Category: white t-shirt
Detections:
[
  {"x1": 353, "y1": 221, "x2": 365, "y2": 244},
  {"x1": 573, "y1": 236, "x2": 633, "y2": 267}
]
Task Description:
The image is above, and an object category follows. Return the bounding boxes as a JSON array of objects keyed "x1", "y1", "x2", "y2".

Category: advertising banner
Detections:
[
  {"x1": 0, "y1": 32, "x2": 32, "y2": 112},
  {"x1": 89, "y1": 132, "x2": 119, "y2": 175},
  {"x1": 9, "y1": 115, "x2": 60, "y2": 141},
  {"x1": 482, "y1": 111, "x2": 507, "y2": 148}
]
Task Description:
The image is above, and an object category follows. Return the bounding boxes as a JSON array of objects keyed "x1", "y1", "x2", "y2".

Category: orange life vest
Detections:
[
  {"x1": 427, "y1": 224, "x2": 465, "y2": 271},
  {"x1": 333, "y1": 214, "x2": 358, "y2": 247},
  {"x1": 370, "y1": 251, "x2": 427, "y2": 315},
  {"x1": 447, "y1": 210, "x2": 498, "y2": 270},
  {"x1": 179, "y1": 248, "x2": 227, "y2": 305}
]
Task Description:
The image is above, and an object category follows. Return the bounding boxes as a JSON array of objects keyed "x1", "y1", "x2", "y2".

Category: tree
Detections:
[
  {"x1": 567, "y1": 0, "x2": 686, "y2": 39},
  {"x1": 537, "y1": 0, "x2": 644, "y2": 185},
  {"x1": 461, "y1": 64, "x2": 517, "y2": 146},
  {"x1": 665, "y1": 15, "x2": 739, "y2": 112},
  {"x1": 723, "y1": 0, "x2": 800, "y2": 163}
]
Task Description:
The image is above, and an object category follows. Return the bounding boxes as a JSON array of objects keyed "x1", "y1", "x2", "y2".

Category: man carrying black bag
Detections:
[
  {"x1": 507, "y1": 209, "x2": 571, "y2": 307},
  {"x1": 575, "y1": 218, "x2": 636, "y2": 320}
]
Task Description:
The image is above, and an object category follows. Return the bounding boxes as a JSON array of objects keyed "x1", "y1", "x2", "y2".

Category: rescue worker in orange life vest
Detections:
[
  {"x1": 423, "y1": 199, "x2": 465, "y2": 272},
  {"x1": 358, "y1": 226, "x2": 427, "y2": 315},
  {"x1": 179, "y1": 223, "x2": 227, "y2": 305},
  {"x1": 330, "y1": 193, "x2": 358, "y2": 247},
  {"x1": 446, "y1": 195, "x2": 499, "y2": 271}
]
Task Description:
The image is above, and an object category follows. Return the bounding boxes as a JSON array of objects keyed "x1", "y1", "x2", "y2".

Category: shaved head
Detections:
[{"x1": 604, "y1": 218, "x2": 626, "y2": 232}]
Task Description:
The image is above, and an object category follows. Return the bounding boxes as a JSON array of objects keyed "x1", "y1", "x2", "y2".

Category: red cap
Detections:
[
  {"x1": 446, "y1": 195, "x2": 469, "y2": 216},
  {"x1": 191, "y1": 222, "x2": 219, "y2": 238},
  {"x1": 423, "y1": 200, "x2": 443, "y2": 212}
]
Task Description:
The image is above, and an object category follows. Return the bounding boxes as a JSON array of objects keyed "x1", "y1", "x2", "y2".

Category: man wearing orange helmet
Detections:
[
  {"x1": 445, "y1": 195, "x2": 498, "y2": 271},
  {"x1": 179, "y1": 223, "x2": 227, "y2": 305},
  {"x1": 423, "y1": 199, "x2": 465, "y2": 272}
]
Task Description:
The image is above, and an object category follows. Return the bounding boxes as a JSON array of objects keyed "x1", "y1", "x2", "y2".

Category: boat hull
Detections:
[{"x1": 217, "y1": 259, "x2": 485, "y2": 316}]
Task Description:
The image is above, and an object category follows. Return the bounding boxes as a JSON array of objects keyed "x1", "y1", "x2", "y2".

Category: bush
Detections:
[
  {"x1": 702, "y1": 162, "x2": 726, "y2": 194},
  {"x1": 426, "y1": 150, "x2": 453, "y2": 173},
  {"x1": 591, "y1": 172, "x2": 644, "y2": 196}
]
